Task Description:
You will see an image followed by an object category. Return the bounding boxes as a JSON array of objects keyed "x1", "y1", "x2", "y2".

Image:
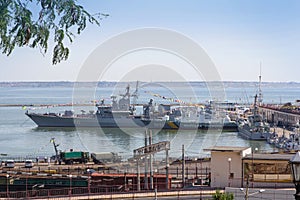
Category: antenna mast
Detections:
[
  {"x1": 258, "y1": 62, "x2": 263, "y2": 105},
  {"x1": 132, "y1": 81, "x2": 139, "y2": 106}
]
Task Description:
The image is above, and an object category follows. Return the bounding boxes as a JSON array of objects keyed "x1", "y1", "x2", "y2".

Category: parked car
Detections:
[
  {"x1": 25, "y1": 160, "x2": 34, "y2": 168},
  {"x1": 5, "y1": 160, "x2": 15, "y2": 168}
]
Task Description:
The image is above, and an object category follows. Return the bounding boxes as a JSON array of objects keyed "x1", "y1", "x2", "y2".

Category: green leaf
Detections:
[{"x1": 0, "y1": 0, "x2": 104, "y2": 65}]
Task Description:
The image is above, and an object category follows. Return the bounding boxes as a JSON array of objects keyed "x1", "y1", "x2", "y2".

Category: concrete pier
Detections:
[
  {"x1": 259, "y1": 105, "x2": 300, "y2": 128},
  {"x1": 269, "y1": 127, "x2": 293, "y2": 138}
]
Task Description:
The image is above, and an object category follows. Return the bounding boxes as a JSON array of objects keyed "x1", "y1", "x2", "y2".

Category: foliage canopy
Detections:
[{"x1": 0, "y1": 0, "x2": 107, "y2": 64}]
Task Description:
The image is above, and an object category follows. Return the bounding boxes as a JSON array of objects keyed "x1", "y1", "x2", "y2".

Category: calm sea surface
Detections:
[{"x1": 0, "y1": 83, "x2": 299, "y2": 160}]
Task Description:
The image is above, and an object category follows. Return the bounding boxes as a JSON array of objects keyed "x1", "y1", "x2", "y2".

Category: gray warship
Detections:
[
  {"x1": 26, "y1": 84, "x2": 148, "y2": 128},
  {"x1": 26, "y1": 84, "x2": 237, "y2": 130}
]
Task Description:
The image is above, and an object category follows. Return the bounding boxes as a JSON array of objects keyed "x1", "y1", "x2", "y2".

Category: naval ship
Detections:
[
  {"x1": 25, "y1": 84, "x2": 148, "y2": 128},
  {"x1": 25, "y1": 84, "x2": 237, "y2": 130},
  {"x1": 237, "y1": 94, "x2": 271, "y2": 140}
]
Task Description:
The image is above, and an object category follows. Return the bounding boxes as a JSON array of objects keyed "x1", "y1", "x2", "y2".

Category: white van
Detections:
[
  {"x1": 25, "y1": 160, "x2": 33, "y2": 168},
  {"x1": 6, "y1": 160, "x2": 15, "y2": 168}
]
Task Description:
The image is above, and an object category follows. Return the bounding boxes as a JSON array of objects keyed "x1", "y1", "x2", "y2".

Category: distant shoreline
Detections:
[
  {"x1": 0, "y1": 81, "x2": 300, "y2": 88},
  {"x1": 0, "y1": 103, "x2": 94, "y2": 107}
]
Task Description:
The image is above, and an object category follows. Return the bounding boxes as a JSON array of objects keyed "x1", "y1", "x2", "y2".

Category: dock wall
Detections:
[{"x1": 259, "y1": 106, "x2": 300, "y2": 128}]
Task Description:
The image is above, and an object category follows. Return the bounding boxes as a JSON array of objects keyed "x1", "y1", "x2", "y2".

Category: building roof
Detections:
[
  {"x1": 243, "y1": 153, "x2": 295, "y2": 161},
  {"x1": 204, "y1": 146, "x2": 250, "y2": 152}
]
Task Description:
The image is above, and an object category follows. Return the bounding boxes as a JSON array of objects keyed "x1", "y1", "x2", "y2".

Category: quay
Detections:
[
  {"x1": 257, "y1": 105, "x2": 300, "y2": 151},
  {"x1": 259, "y1": 105, "x2": 300, "y2": 128},
  {"x1": 269, "y1": 127, "x2": 293, "y2": 137}
]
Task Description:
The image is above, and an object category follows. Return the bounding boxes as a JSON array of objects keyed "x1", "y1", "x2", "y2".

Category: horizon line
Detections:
[{"x1": 0, "y1": 80, "x2": 300, "y2": 84}]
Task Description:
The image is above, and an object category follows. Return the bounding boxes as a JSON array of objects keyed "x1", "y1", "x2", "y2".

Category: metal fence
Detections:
[
  {"x1": 0, "y1": 182, "x2": 210, "y2": 199},
  {"x1": 0, "y1": 184, "x2": 297, "y2": 199}
]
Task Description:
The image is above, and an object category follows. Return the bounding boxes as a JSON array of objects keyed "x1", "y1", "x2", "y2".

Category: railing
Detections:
[{"x1": 0, "y1": 182, "x2": 204, "y2": 199}]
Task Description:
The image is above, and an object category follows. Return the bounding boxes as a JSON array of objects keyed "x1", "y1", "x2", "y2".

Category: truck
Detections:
[
  {"x1": 91, "y1": 152, "x2": 121, "y2": 164},
  {"x1": 60, "y1": 151, "x2": 89, "y2": 164}
]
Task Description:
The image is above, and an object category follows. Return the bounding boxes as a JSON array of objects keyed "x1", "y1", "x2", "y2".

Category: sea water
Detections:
[{"x1": 0, "y1": 82, "x2": 299, "y2": 160}]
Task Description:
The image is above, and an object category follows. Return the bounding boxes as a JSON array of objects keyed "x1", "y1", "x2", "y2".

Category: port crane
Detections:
[{"x1": 50, "y1": 138, "x2": 59, "y2": 162}]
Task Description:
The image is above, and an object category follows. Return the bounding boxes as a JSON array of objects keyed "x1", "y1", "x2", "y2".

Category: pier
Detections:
[{"x1": 259, "y1": 105, "x2": 300, "y2": 128}]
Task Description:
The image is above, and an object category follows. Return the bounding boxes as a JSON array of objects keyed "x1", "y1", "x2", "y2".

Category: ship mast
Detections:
[
  {"x1": 132, "y1": 81, "x2": 139, "y2": 105},
  {"x1": 258, "y1": 62, "x2": 263, "y2": 106}
]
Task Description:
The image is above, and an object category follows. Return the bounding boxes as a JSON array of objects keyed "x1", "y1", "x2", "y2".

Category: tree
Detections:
[
  {"x1": 212, "y1": 190, "x2": 234, "y2": 200},
  {"x1": 0, "y1": 0, "x2": 108, "y2": 64}
]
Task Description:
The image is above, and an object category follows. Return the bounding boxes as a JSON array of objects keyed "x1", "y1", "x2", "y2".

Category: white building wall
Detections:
[{"x1": 211, "y1": 148, "x2": 251, "y2": 188}]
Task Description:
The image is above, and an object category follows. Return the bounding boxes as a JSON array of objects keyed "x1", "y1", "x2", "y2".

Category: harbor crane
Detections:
[{"x1": 50, "y1": 138, "x2": 60, "y2": 162}]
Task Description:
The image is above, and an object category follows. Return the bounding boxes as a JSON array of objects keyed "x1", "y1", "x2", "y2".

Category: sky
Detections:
[{"x1": 1, "y1": 0, "x2": 300, "y2": 82}]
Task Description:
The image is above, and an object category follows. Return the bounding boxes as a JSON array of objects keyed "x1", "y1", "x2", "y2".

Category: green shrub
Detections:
[{"x1": 212, "y1": 190, "x2": 234, "y2": 200}]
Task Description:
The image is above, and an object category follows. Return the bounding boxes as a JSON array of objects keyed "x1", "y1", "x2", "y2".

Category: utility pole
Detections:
[
  {"x1": 149, "y1": 129, "x2": 154, "y2": 190},
  {"x1": 245, "y1": 176, "x2": 249, "y2": 200},
  {"x1": 166, "y1": 145, "x2": 169, "y2": 189},
  {"x1": 182, "y1": 144, "x2": 185, "y2": 188},
  {"x1": 137, "y1": 158, "x2": 140, "y2": 191},
  {"x1": 134, "y1": 139, "x2": 170, "y2": 191},
  {"x1": 228, "y1": 157, "x2": 231, "y2": 187},
  {"x1": 144, "y1": 130, "x2": 148, "y2": 190}
]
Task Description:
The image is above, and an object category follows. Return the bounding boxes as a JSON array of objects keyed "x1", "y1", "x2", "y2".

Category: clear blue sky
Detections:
[{"x1": 1, "y1": 0, "x2": 299, "y2": 82}]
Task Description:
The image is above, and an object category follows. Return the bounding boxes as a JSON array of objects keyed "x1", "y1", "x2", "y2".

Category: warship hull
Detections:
[
  {"x1": 26, "y1": 112, "x2": 237, "y2": 130},
  {"x1": 26, "y1": 112, "x2": 146, "y2": 128},
  {"x1": 238, "y1": 125, "x2": 269, "y2": 141}
]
